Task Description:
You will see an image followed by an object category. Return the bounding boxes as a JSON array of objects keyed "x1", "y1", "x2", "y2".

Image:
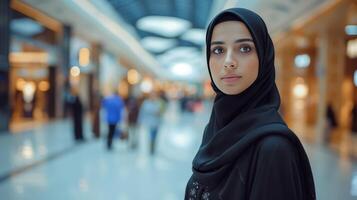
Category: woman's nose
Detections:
[{"x1": 224, "y1": 49, "x2": 237, "y2": 68}]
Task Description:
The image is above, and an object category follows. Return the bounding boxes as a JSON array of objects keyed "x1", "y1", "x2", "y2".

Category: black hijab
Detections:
[{"x1": 191, "y1": 8, "x2": 315, "y2": 199}]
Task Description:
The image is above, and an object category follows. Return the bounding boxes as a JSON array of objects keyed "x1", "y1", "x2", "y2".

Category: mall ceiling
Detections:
[
  {"x1": 105, "y1": 0, "x2": 328, "y2": 74},
  {"x1": 104, "y1": 0, "x2": 218, "y2": 81},
  {"x1": 107, "y1": 0, "x2": 213, "y2": 52},
  {"x1": 106, "y1": 0, "x2": 328, "y2": 45},
  {"x1": 19, "y1": 0, "x2": 332, "y2": 82}
]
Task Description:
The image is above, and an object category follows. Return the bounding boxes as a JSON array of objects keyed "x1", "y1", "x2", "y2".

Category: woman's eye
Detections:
[
  {"x1": 240, "y1": 45, "x2": 252, "y2": 53},
  {"x1": 212, "y1": 47, "x2": 224, "y2": 55}
]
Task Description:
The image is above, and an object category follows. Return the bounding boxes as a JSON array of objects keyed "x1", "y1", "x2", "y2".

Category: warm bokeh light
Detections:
[
  {"x1": 293, "y1": 83, "x2": 308, "y2": 98},
  {"x1": 21, "y1": 144, "x2": 34, "y2": 160},
  {"x1": 16, "y1": 78, "x2": 26, "y2": 91},
  {"x1": 118, "y1": 80, "x2": 129, "y2": 98},
  {"x1": 10, "y1": 52, "x2": 48, "y2": 63},
  {"x1": 23, "y1": 81, "x2": 36, "y2": 103},
  {"x1": 70, "y1": 66, "x2": 81, "y2": 77},
  {"x1": 79, "y1": 48, "x2": 90, "y2": 66},
  {"x1": 127, "y1": 69, "x2": 140, "y2": 85},
  {"x1": 293, "y1": 77, "x2": 308, "y2": 99},
  {"x1": 140, "y1": 77, "x2": 153, "y2": 93},
  {"x1": 38, "y1": 81, "x2": 50, "y2": 92},
  {"x1": 347, "y1": 38, "x2": 357, "y2": 59}
]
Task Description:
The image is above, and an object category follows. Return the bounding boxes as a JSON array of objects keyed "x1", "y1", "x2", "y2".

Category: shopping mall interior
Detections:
[{"x1": 0, "y1": 0, "x2": 356, "y2": 199}]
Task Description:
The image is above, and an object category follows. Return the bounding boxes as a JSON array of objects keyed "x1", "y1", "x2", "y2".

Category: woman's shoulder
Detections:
[{"x1": 256, "y1": 135, "x2": 298, "y2": 159}]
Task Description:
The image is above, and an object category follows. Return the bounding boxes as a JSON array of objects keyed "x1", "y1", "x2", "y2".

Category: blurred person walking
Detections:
[
  {"x1": 126, "y1": 95, "x2": 142, "y2": 149},
  {"x1": 70, "y1": 88, "x2": 84, "y2": 142},
  {"x1": 351, "y1": 103, "x2": 357, "y2": 156},
  {"x1": 351, "y1": 103, "x2": 357, "y2": 134},
  {"x1": 102, "y1": 91, "x2": 125, "y2": 150},
  {"x1": 138, "y1": 92, "x2": 165, "y2": 155},
  {"x1": 326, "y1": 103, "x2": 338, "y2": 142}
]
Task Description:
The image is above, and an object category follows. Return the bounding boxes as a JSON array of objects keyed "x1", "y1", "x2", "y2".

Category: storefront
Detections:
[
  {"x1": 9, "y1": 6, "x2": 60, "y2": 131},
  {"x1": 275, "y1": 0, "x2": 357, "y2": 143}
]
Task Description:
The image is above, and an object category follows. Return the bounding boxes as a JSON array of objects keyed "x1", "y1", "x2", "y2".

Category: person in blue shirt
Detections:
[{"x1": 102, "y1": 91, "x2": 125, "y2": 150}]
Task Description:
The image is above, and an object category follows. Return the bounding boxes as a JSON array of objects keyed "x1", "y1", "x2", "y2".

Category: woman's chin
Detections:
[{"x1": 219, "y1": 87, "x2": 242, "y2": 95}]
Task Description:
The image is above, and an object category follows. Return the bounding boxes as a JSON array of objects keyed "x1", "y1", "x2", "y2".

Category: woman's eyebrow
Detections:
[
  {"x1": 235, "y1": 38, "x2": 253, "y2": 43},
  {"x1": 211, "y1": 41, "x2": 224, "y2": 45},
  {"x1": 211, "y1": 38, "x2": 253, "y2": 46}
]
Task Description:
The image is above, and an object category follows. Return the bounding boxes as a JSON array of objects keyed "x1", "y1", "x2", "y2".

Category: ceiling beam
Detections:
[
  {"x1": 291, "y1": 0, "x2": 352, "y2": 34},
  {"x1": 11, "y1": 0, "x2": 62, "y2": 33}
]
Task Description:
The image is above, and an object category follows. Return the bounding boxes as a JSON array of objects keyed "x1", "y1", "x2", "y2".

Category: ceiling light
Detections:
[
  {"x1": 79, "y1": 48, "x2": 90, "y2": 66},
  {"x1": 181, "y1": 29, "x2": 206, "y2": 45},
  {"x1": 345, "y1": 25, "x2": 357, "y2": 36},
  {"x1": 171, "y1": 63, "x2": 193, "y2": 76},
  {"x1": 157, "y1": 47, "x2": 201, "y2": 66},
  {"x1": 294, "y1": 54, "x2": 310, "y2": 68},
  {"x1": 141, "y1": 37, "x2": 177, "y2": 53},
  {"x1": 136, "y1": 16, "x2": 191, "y2": 37}
]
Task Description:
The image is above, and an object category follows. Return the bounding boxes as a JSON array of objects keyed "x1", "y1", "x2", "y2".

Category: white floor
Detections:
[{"x1": 0, "y1": 100, "x2": 356, "y2": 200}]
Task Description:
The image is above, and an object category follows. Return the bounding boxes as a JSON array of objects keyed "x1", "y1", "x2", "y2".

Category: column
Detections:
[
  {"x1": 315, "y1": 30, "x2": 346, "y2": 143},
  {"x1": 0, "y1": 0, "x2": 11, "y2": 132},
  {"x1": 276, "y1": 46, "x2": 295, "y2": 126},
  {"x1": 55, "y1": 24, "x2": 71, "y2": 118},
  {"x1": 89, "y1": 44, "x2": 102, "y2": 111},
  {"x1": 89, "y1": 44, "x2": 102, "y2": 138}
]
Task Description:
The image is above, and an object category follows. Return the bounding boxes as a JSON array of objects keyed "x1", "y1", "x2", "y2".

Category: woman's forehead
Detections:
[{"x1": 211, "y1": 21, "x2": 252, "y2": 41}]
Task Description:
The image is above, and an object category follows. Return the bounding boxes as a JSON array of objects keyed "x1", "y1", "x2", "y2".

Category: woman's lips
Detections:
[{"x1": 221, "y1": 75, "x2": 242, "y2": 84}]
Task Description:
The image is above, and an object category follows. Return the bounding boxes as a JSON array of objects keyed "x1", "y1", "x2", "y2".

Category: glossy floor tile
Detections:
[{"x1": 0, "y1": 100, "x2": 356, "y2": 200}]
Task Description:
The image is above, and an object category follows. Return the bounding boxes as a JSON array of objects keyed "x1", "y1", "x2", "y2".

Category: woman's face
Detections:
[{"x1": 209, "y1": 21, "x2": 259, "y2": 95}]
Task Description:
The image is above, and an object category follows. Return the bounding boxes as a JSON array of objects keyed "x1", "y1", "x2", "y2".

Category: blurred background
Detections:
[{"x1": 0, "y1": 0, "x2": 356, "y2": 199}]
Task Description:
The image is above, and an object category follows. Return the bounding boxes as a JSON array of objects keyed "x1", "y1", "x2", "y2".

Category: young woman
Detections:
[{"x1": 185, "y1": 8, "x2": 316, "y2": 200}]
